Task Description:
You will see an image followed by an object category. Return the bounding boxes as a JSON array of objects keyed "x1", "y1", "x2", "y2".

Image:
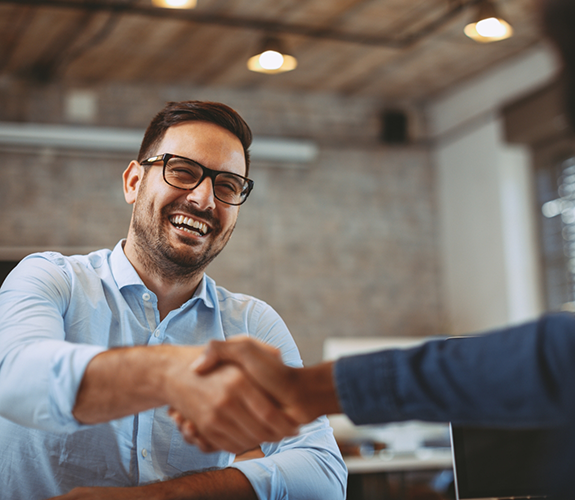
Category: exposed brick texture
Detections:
[{"x1": 0, "y1": 80, "x2": 443, "y2": 364}]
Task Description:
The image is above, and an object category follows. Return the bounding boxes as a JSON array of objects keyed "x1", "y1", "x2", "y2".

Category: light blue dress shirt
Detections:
[{"x1": 0, "y1": 241, "x2": 346, "y2": 499}]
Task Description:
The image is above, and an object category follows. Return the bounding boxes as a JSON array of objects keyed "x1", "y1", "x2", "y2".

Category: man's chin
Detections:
[
  {"x1": 171, "y1": 229, "x2": 209, "y2": 247},
  {"x1": 157, "y1": 246, "x2": 211, "y2": 277}
]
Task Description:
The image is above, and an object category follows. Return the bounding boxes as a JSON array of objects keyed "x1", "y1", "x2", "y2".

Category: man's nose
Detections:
[{"x1": 186, "y1": 177, "x2": 216, "y2": 210}]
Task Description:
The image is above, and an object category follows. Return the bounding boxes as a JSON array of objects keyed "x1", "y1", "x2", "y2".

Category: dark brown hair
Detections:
[{"x1": 137, "y1": 100, "x2": 253, "y2": 176}]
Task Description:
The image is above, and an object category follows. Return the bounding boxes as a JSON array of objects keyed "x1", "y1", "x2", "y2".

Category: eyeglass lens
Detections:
[{"x1": 165, "y1": 156, "x2": 248, "y2": 205}]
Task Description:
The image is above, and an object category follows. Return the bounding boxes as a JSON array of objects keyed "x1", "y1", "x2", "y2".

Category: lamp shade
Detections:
[
  {"x1": 247, "y1": 37, "x2": 297, "y2": 74},
  {"x1": 464, "y1": 0, "x2": 513, "y2": 42},
  {"x1": 151, "y1": 0, "x2": 197, "y2": 9}
]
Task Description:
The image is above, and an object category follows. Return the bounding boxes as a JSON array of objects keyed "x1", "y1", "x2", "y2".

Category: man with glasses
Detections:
[{"x1": 0, "y1": 101, "x2": 346, "y2": 500}]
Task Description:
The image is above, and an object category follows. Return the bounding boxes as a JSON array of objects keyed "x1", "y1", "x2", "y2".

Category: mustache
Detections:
[{"x1": 162, "y1": 202, "x2": 220, "y2": 231}]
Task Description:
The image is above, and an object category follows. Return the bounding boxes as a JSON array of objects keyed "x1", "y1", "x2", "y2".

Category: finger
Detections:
[
  {"x1": 192, "y1": 339, "x2": 237, "y2": 374},
  {"x1": 232, "y1": 376, "x2": 300, "y2": 440},
  {"x1": 192, "y1": 337, "x2": 264, "y2": 374},
  {"x1": 193, "y1": 338, "x2": 300, "y2": 418},
  {"x1": 193, "y1": 433, "x2": 219, "y2": 453},
  {"x1": 180, "y1": 420, "x2": 198, "y2": 442},
  {"x1": 196, "y1": 372, "x2": 298, "y2": 449},
  {"x1": 224, "y1": 341, "x2": 297, "y2": 406},
  {"x1": 189, "y1": 352, "x2": 212, "y2": 373},
  {"x1": 188, "y1": 388, "x2": 277, "y2": 453},
  {"x1": 174, "y1": 396, "x2": 271, "y2": 453},
  {"x1": 177, "y1": 418, "x2": 222, "y2": 453},
  {"x1": 170, "y1": 409, "x2": 202, "y2": 446},
  {"x1": 195, "y1": 338, "x2": 283, "y2": 385},
  {"x1": 180, "y1": 360, "x2": 295, "y2": 453},
  {"x1": 198, "y1": 423, "x2": 259, "y2": 454},
  {"x1": 170, "y1": 376, "x2": 263, "y2": 453},
  {"x1": 189, "y1": 391, "x2": 263, "y2": 454},
  {"x1": 168, "y1": 408, "x2": 184, "y2": 427}
]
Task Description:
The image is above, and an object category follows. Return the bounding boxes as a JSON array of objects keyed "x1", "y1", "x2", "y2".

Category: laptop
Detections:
[{"x1": 450, "y1": 424, "x2": 550, "y2": 500}]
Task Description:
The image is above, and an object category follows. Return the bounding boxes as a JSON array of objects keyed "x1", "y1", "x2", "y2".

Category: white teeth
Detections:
[{"x1": 170, "y1": 215, "x2": 208, "y2": 235}]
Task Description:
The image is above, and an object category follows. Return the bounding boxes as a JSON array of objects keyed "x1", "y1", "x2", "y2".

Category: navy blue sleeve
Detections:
[{"x1": 334, "y1": 313, "x2": 575, "y2": 427}]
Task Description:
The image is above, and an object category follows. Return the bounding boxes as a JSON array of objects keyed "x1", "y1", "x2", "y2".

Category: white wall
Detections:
[{"x1": 427, "y1": 44, "x2": 560, "y2": 335}]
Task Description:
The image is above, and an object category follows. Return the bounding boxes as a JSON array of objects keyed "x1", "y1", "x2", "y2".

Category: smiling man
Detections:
[{"x1": 0, "y1": 101, "x2": 346, "y2": 500}]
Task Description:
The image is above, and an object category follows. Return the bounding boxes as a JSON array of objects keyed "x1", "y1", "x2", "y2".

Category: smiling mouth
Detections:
[{"x1": 169, "y1": 215, "x2": 209, "y2": 236}]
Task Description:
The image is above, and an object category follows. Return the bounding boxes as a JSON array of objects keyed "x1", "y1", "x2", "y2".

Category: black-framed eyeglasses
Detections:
[{"x1": 140, "y1": 153, "x2": 254, "y2": 206}]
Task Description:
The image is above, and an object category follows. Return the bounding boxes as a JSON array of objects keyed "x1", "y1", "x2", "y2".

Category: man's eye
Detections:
[
  {"x1": 216, "y1": 182, "x2": 239, "y2": 194},
  {"x1": 172, "y1": 168, "x2": 199, "y2": 179}
]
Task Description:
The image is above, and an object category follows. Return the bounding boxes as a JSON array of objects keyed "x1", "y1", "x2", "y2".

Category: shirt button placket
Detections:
[
  {"x1": 141, "y1": 291, "x2": 158, "y2": 337},
  {"x1": 137, "y1": 409, "x2": 156, "y2": 483}
]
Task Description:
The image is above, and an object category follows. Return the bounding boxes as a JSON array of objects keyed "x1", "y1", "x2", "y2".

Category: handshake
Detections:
[{"x1": 165, "y1": 337, "x2": 341, "y2": 455}]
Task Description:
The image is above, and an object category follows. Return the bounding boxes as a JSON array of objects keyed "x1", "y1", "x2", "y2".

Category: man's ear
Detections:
[{"x1": 123, "y1": 160, "x2": 144, "y2": 205}]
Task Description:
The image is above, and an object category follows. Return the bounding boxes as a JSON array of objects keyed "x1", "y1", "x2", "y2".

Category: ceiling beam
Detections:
[{"x1": 0, "y1": 0, "x2": 481, "y2": 49}]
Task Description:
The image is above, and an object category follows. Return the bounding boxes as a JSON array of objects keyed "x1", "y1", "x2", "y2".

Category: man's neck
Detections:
[
  {"x1": 123, "y1": 239, "x2": 204, "y2": 321},
  {"x1": 146, "y1": 274, "x2": 202, "y2": 321}
]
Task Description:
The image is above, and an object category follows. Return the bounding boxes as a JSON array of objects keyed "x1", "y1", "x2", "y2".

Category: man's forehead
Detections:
[{"x1": 157, "y1": 122, "x2": 246, "y2": 174}]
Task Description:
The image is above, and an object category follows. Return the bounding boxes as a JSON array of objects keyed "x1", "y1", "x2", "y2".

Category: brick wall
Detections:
[{"x1": 0, "y1": 80, "x2": 443, "y2": 364}]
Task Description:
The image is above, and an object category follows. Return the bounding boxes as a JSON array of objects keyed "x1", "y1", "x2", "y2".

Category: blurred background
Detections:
[{"x1": 0, "y1": 0, "x2": 573, "y2": 369}]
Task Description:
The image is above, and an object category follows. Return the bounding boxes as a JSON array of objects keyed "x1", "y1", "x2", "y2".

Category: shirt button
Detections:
[
  {"x1": 141, "y1": 448, "x2": 148, "y2": 458},
  {"x1": 154, "y1": 330, "x2": 160, "y2": 338},
  {"x1": 142, "y1": 293, "x2": 151, "y2": 301}
]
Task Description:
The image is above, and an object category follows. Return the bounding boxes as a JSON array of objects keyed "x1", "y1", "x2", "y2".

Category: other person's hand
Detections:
[
  {"x1": 164, "y1": 348, "x2": 299, "y2": 454},
  {"x1": 170, "y1": 337, "x2": 341, "y2": 451},
  {"x1": 194, "y1": 338, "x2": 314, "y2": 424}
]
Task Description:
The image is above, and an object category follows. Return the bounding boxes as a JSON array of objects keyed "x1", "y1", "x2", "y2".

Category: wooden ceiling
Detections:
[{"x1": 0, "y1": 0, "x2": 542, "y2": 101}]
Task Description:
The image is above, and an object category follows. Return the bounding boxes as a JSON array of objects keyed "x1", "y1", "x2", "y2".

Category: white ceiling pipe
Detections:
[{"x1": 0, "y1": 122, "x2": 318, "y2": 163}]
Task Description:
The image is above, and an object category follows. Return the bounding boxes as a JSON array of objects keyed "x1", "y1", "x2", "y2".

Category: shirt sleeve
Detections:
[
  {"x1": 229, "y1": 300, "x2": 347, "y2": 500},
  {"x1": 0, "y1": 255, "x2": 105, "y2": 432},
  {"x1": 334, "y1": 313, "x2": 575, "y2": 427}
]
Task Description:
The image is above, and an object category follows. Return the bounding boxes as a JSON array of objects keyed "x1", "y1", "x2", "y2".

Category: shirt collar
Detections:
[
  {"x1": 189, "y1": 273, "x2": 216, "y2": 309},
  {"x1": 110, "y1": 239, "x2": 215, "y2": 309},
  {"x1": 110, "y1": 240, "x2": 143, "y2": 289}
]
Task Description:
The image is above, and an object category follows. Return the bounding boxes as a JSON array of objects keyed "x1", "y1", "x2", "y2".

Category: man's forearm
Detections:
[
  {"x1": 50, "y1": 468, "x2": 257, "y2": 500},
  {"x1": 73, "y1": 343, "x2": 298, "y2": 454},
  {"x1": 73, "y1": 345, "x2": 203, "y2": 424},
  {"x1": 147, "y1": 468, "x2": 257, "y2": 500}
]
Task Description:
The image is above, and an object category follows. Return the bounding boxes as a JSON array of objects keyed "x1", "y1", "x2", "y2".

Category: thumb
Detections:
[{"x1": 191, "y1": 342, "x2": 223, "y2": 374}]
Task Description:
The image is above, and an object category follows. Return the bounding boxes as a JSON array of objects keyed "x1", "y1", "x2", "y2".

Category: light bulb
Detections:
[
  {"x1": 475, "y1": 17, "x2": 506, "y2": 37},
  {"x1": 258, "y1": 50, "x2": 284, "y2": 71},
  {"x1": 152, "y1": 0, "x2": 197, "y2": 8}
]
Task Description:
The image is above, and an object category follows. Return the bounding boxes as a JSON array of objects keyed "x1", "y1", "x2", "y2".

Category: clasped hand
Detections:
[{"x1": 167, "y1": 338, "x2": 319, "y2": 454}]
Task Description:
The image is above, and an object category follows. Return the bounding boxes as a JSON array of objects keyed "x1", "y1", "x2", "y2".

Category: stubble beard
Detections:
[{"x1": 130, "y1": 191, "x2": 236, "y2": 284}]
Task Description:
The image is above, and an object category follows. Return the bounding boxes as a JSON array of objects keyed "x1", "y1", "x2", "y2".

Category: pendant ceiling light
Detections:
[
  {"x1": 247, "y1": 37, "x2": 297, "y2": 74},
  {"x1": 464, "y1": 0, "x2": 513, "y2": 43},
  {"x1": 151, "y1": 0, "x2": 197, "y2": 9}
]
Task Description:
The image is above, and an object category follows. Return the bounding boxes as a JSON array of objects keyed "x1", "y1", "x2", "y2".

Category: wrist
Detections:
[
  {"x1": 293, "y1": 361, "x2": 341, "y2": 422},
  {"x1": 160, "y1": 345, "x2": 206, "y2": 408},
  {"x1": 74, "y1": 345, "x2": 180, "y2": 424}
]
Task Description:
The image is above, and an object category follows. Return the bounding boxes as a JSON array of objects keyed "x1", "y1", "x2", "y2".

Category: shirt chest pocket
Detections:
[{"x1": 167, "y1": 428, "x2": 233, "y2": 473}]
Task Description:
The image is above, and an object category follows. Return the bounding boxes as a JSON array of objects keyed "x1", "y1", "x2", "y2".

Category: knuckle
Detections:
[{"x1": 226, "y1": 370, "x2": 246, "y2": 391}]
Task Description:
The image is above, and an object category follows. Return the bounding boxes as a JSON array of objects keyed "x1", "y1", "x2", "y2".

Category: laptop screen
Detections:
[{"x1": 450, "y1": 425, "x2": 550, "y2": 499}]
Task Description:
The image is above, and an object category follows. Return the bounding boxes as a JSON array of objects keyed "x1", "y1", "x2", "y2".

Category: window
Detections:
[{"x1": 536, "y1": 154, "x2": 575, "y2": 310}]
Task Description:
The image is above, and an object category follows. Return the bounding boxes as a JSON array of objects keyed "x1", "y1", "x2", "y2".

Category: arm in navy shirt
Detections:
[{"x1": 193, "y1": 313, "x2": 575, "y2": 429}]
